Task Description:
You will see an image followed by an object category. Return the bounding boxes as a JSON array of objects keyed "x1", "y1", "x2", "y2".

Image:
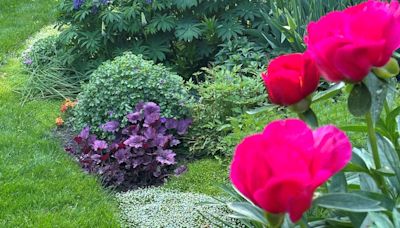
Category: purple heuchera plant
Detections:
[
  {"x1": 101, "y1": 120, "x2": 119, "y2": 132},
  {"x1": 66, "y1": 102, "x2": 192, "y2": 188}
]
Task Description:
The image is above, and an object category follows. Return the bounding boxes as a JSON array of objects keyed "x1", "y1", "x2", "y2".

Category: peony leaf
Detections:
[
  {"x1": 364, "y1": 72, "x2": 388, "y2": 123},
  {"x1": 227, "y1": 202, "x2": 268, "y2": 225},
  {"x1": 314, "y1": 193, "x2": 384, "y2": 212},
  {"x1": 312, "y1": 82, "x2": 345, "y2": 103},
  {"x1": 347, "y1": 83, "x2": 372, "y2": 117}
]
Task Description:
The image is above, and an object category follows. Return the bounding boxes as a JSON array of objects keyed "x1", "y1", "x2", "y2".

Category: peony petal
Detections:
[
  {"x1": 334, "y1": 41, "x2": 386, "y2": 82},
  {"x1": 311, "y1": 125, "x2": 352, "y2": 187},
  {"x1": 263, "y1": 119, "x2": 315, "y2": 163},
  {"x1": 230, "y1": 134, "x2": 271, "y2": 203},
  {"x1": 254, "y1": 174, "x2": 314, "y2": 222}
]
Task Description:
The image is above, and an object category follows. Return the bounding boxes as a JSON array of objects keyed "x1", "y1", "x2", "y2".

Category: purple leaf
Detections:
[
  {"x1": 156, "y1": 149, "x2": 176, "y2": 165},
  {"x1": 114, "y1": 149, "x2": 131, "y2": 164},
  {"x1": 143, "y1": 127, "x2": 157, "y2": 140},
  {"x1": 177, "y1": 119, "x2": 192, "y2": 135},
  {"x1": 170, "y1": 139, "x2": 181, "y2": 147},
  {"x1": 101, "y1": 120, "x2": 120, "y2": 132},
  {"x1": 124, "y1": 135, "x2": 146, "y2": 148},
  {"x1": 143, "y1": 102, "x2": 160, "y2": 115},
  {"x1": 155, "y1": 134, "x2": 170, "y2": 148},
  {"x1": 165, "y1": 118, "x2": 178, "y2": 129},
  {"x1": 80, "y1": 126, "x2": 90, "y2": 139},
  {"x1": 127, "y1": 112, "x2": 141, "y2": 123},
  {"x1": 91, "y1": 140, "x2": 108, "y2": 151},
  {"x1": 135, "y1": 102, "x2": 145, "y2": 112},
  {"x1": 174, "y1": 165, "x2": 188, "y2": 176}
]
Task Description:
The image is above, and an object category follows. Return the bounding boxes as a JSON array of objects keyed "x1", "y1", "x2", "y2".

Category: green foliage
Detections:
[
  {"x1": 56, "y1": 0, "x2": 271, "y2": 78},
  {"x1": 223, "y1": 95, "x2": 366, "y2": 157},
  {"x1": 72, "y1": 52, "x2": 191, "y2": 134},
  {"x1": 213, "y1": 37, "x2": 268, "y2": 76},
  {"x1": 259, "y1": 0, "x2": 365, "y2": 55},
  {"x1": 164, "y1": 159, "x2": 228, "y2": 196},
  {"x1": 186, "y1": 66, "x2": 266, "y2": 157}
]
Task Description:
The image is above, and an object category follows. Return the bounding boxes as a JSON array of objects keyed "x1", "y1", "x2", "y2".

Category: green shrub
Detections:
[
  {"x1": 56, "y1": 0, "x2": 272, "y2": 78},
  {"x1": 72, "y1": 52, "x2": 190, "y2": 134},
  {"x1": 213, "y1": 37, "x2": 268, "y2": 76},
  {"x1": 116, "y1": 187, "x2": 244, "y2": 228},
  {"x1": 164, "y1": 159, "x2": 228, "y2": 196},
  {"x1": 186, "y1": 66, "x2": 266, "y2": 157}
]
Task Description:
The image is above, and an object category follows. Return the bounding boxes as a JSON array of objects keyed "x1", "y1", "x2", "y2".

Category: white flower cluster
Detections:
[{"x1": 116, "y1": 187, "x2": 244, "y2": 228}]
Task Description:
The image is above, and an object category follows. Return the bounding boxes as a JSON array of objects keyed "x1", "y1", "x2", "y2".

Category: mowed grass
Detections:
[
  {"x1": 0, "y1": 0, "x2": 57, "y2": 61},
  {"x1": 0, "y1": 0, "x2": 120, "y2": 227}
]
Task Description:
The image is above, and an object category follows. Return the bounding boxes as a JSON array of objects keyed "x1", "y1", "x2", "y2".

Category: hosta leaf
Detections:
[
  {"x1": 175, "y1": 18, "x2": 202, "y2": 42},
  {"x1": 217, "y1": 20, "x2": 244, "y2": 41}
]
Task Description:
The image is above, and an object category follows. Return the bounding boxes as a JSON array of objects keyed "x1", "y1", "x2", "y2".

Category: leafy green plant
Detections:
[
  {"x1": 186, "y1": 66, "x2": 266, "y2": 157},
  {"x1": 213, "y1": 37, "x2": 268, "y2": 76},
  {"x1": 71, "y1": 52, "x2": 191, "y2": 135},
  {"x1": 56, "y1": 0, "x2": 271, "y2": 78}
]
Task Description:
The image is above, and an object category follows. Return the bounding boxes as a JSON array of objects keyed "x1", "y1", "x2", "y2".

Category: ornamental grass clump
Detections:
[{"x1": 66, "y1": 102, "x2": 191, "y2": 189}]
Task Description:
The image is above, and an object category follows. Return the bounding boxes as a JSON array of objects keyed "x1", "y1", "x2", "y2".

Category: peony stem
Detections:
[{"x1": 365, "y1": 112, "x2": 389, "y2": 194}]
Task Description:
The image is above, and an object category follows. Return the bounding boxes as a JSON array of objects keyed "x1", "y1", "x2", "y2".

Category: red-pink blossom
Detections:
[
  {"x1": 305, "y1": 0, "x2": 400, "y2": 82},
  {"x1": 262, "y1": 53, "x2": 320, "y2": 106},
  {"x1": 229, "y1": 119, "x2": 352, "y2": 222}
]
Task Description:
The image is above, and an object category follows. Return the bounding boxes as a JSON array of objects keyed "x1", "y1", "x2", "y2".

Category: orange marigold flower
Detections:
[{"x1": 56, "y1": 117, "x2": 64, "y2": 126}]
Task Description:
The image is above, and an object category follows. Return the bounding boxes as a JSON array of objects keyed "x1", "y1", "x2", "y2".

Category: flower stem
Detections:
[{"x1": 366, "y1": 112, "x2": 389, "y2": 194}]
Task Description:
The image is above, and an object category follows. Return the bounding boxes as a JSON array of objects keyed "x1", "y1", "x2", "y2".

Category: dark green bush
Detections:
[
  {"x1": 57, "y1": 0, "x2": 271, "y2": 78},
  {"x1": 186, "y1": 66, "x2": 266, "y2": 157},
  {"x1": 72, "y1": 52, "x2": 190, "y2": 134}
]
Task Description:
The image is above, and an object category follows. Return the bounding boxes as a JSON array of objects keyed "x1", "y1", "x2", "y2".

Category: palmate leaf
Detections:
[
  {"x1": 175, "y1": 18, "x2": 202, "y2": 42},
  {"x1": 217, "y1": 20, "x2": 244, "y2": 41},
  {"x1": 174, "y1": 0, "x2": 198, "y2": 9},
  {"x1": 77, "y1": 31, "x2": 102, "y2": 54},
  {"x1": 149, "y1": 14, "x2": 176, "y2": 32},
  {"x1": 145, "y1": 36, "x2": 170, "y2": 61},
  {"x1": 233, "y1": 1, "x2": 262, "y2": 21},
  {"x1": 101, "y1": 9, "x2": 122, "y2": 25}
]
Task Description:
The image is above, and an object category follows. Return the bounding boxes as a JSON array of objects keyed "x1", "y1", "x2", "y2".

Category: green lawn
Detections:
[{"x1": 0, "y1": 0, "x2": 120, "y2": 227}]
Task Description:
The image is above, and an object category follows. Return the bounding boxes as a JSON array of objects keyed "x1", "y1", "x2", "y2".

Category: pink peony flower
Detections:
[
  {"x1": 229, "y1": 119, "x2": 352, "y2": 222},
  {"x1": 262, "y1": 53, "x2": 320, "y2": 106},
  {"x1": 305, "y1": 0, "x2": 400, "y2": 82}
]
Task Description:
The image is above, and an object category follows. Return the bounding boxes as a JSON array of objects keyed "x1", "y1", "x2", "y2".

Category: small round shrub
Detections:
[
  {"x1": 116, "y1": 187, "x2": 244, "y2": 228},
  {"x1": 72, "y1": 52, "x2": 191, "y2": 134}
]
